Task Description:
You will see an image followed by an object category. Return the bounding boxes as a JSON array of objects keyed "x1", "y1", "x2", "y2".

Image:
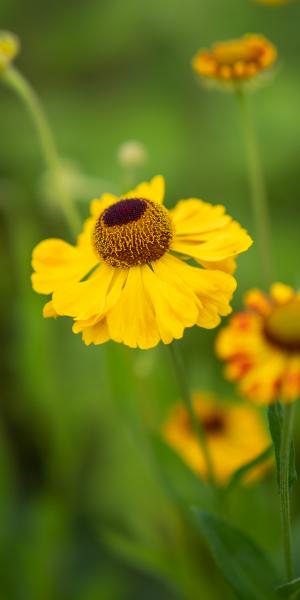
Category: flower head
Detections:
[
  {"x1": 163, "y1": 392, "x2": 270, "y2": 484},
  {"x1": 0, "y1": 31, "x2": 19, "y2": 72},
  {"x1": 31, "y1": 176, "x2": 252, "y2": 349},
  {"x1": 255, "y1": 0, "x2": 294, "y2": 4},
  {"x1": 192, "y1": 34, "x2": 276, "y2": 87},
  {"x1": 216, "y1": 284, "x2": 300, "y2": 404}
]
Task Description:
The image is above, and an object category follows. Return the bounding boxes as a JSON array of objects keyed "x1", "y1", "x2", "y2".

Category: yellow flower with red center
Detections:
[
  {"x1": 31, "y1": 176, "x2": 252, "y2": 349},
  {"x1": 163, "y1": 392, "x2": 270, "y2": 485},
  {"x1": 216, "y1": 284, "x2": 300, "y2": 404},
  {"x1": 0, "y1": 31, "x2": 19, "y2": 72},
  {"x1": 192, "y1": 34, "x2": 276, "y2": 85}
]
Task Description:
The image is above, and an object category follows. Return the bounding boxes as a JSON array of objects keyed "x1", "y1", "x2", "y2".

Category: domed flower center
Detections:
[
  {"x1": 214, "y1": 41, "x2": 261, "y2": 65},
  {"x1": 202, "y1": 412, "x2": 225, "y2": 436},
  {"x1": 103, "y1": 198, "x2": 147, "y2": 226},
  {"x1": 181, "y1": 410, "x2": 225, "y2": 437},
  {"x1": 264, "y1": 300, "x2": 300, "y2": 352},
  {"x1": 92, "y1": 197, "x2": 173, "y2": 269}
]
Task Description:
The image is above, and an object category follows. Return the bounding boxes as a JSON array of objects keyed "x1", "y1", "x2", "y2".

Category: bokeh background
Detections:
[{"x1": 1, "y1": 0, "x2": 300, "y2": 598}]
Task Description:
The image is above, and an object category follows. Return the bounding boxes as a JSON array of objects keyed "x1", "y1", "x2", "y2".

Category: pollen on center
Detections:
[{"x1": 92, "y1": 197, "x2": 174, "y2": 269}]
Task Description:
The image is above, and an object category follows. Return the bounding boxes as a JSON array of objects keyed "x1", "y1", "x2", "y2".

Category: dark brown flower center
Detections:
[
  {"x1": 202, "y1": 413, "x2": 225, "y2": 435},
  {"x1": 103, "y1": 198, "x2": 147, "y2": 226},
  {"x1": 92, "y1": 197, "x2": 173, "y2": 269}
]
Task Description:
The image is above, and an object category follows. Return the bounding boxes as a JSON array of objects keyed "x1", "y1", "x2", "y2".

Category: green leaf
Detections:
[
  {"x1": 150, "y1": 435, "x2": 214, "y2": 511},
  {"x1": 268, "y1": 404, "x2": 297, "y2": 490},
  {"x1": 194, "y1": 510, "x2": 278, "y2": 600},
  {"x1": 276, "y1": 577, "x2": 300, "y2": 598},
  {"x1": 226, "y1": 445, "x2": 273, "y2": 492}
]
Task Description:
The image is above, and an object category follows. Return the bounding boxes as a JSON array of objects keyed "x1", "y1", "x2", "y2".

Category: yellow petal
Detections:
[
  {"x1": 123, "y1": 175, "x2": 165, "y2": 204},
  {"x1": 244, "y1": 289, "x2": 271, "y2": 315},
  {"x1": 142, "y1": 261, "x2": 200, "y2": 344},
  {"x1": 171, "y1": 199, "x2": 230, "y2": 236},
  {"x1": 106, "y1": 266, "x2": 160, "y2": 349},
  {"x1": 172, "y1": 221, "x2": 253, "y2": 262},
  {"x1": 270, "y1": 283, "x2": 295, "y2": 304},
  {"x1": 43, "y1": 300, "x2": 58, "y2": 318},
  {"x1": 52, "y1": 264, "x2": 118, "y2": 320},
  {"x1": 197, "y1": 257, "x2": 237, "y2": 274},
  {"x1": 72, "y1": 318, "x2": 110, "y2": 346},
  {"x1": 31, "y1": 238, "x2": 98, "y2": 295},
  {"x1": 158, "y1": 254, "x2": 236, "y2": 328}
]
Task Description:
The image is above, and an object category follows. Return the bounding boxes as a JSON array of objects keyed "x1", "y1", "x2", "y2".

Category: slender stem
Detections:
[
  {"x1": 236, "y1": 89, "x2": 273, "y2": 287},
  {"x1": 168, "y1": 343, "x2": 216, "y2": 487},
  {"x1": 1, "y1": 66, "x2": 80, "y2": 236},
  {"x1": 279, "y1": 402, "x2": 295, "y2": 582}
]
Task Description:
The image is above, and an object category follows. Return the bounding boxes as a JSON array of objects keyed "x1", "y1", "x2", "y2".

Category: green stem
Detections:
[
  {"x1": 279, "y1": 402, "x2": 295, "y2": 582},
  {"x1": 236, "y1": 89, "x2": 273, "y2": 286},
  {"x1": 168, "y1": 343, "x2": 216, "y2": 488},
  {"x1": 2, "y1": 66, "x2": 80, "y2": 236}
]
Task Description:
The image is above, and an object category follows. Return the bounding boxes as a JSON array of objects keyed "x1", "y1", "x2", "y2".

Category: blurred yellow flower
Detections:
[
  {"x1": 192, "y1": 34, "x2": 276, "y2": 85},
  {"x1": 31, "y1": 176, "x2": 252, "y2": 349},
  {"x1": 255, "y1": 0, "x2": 294, "y2": 4},
  {"x1": 163, "y1": 392, "x2": 270, "y2": 485},
  {"x1": 0, "y1": 31, "x2": 19, "y2": 72},
  {"x1": 216, "y1": 284, "x2": 300, "y2": 405}
]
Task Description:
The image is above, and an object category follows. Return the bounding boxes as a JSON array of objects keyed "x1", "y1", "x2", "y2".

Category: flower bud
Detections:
[
  {"x1": 0, "y1": 31, "x2": 19, "y2": 72},
  {"x1": 117, "y1": 140, "x2": 148, "y2": 169}
]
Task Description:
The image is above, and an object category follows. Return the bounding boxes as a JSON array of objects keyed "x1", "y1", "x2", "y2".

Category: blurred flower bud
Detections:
[
  {"x1": 117, "y1": 140, "x2": 148, "y2": 169},
  {"x1": 0, "y1": 31, "x2": 19, "y2": 72}
]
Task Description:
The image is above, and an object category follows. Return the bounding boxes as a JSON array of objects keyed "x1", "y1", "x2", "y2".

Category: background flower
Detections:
[
  {"x1": 0, "y1": 31, "x2": 19, "y2": 72},
  {"x1": 216, "y1": 284, "x2": 300, "y2": 404},
  {"x1": 192, "y1": 34, "x2": 276, "y2": 86},
  {"x1": 163, "y1": 392, "x2": 271, "y2": 484}
]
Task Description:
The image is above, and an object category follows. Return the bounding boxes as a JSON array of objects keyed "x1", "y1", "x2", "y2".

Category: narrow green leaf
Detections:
[
  {"x1": 226, "y1": 445, "x2": 273, "y2": 492},
  {"x1": 268, "y1": 404, "x2": 297, "y2": 490},
  {"x1": 194, "y1": 510, "x2": 278, "y2": 600},
  {"x1": 150, "y1": 435, "x2": 213, "y2": 510},
  {"x1": 276, "y1": 576, "x2": 300, "y2": 598}
]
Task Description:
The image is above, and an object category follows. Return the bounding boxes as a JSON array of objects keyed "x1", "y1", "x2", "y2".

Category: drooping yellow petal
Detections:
[
  {"x1": 123, "y1": 175, "x2": 165, "y2": 204},
  {"x1": 142, "y1": 261, "x2": 200, "y2": 344},
  {"x1": 172, "y1": 221, "x2": 252, "y2": 262},
  {"x1": 52, "y1": 264, "x2": 118, "y2": 320},
  {"x1": 72, "y1": 318, "x2": 110, "y2": 346},
  {"x1": 157, "y1": 254, "x2": 236, "y2": 329},
  {"x1": 106, "y1": 266, "x2": 160, "y2": 349},
  {"x1": 197, "y1": 257, "x2": 237, "y2": 275},
  {"x1": 43, "y1": 300, "x2": 58, "y2": 318},
  {"x1": 31, "y1": 238, "x2": 98, "y2": 295},
  {"x1": 170, "y1": 199, "x2": 230, "y2": 236}
]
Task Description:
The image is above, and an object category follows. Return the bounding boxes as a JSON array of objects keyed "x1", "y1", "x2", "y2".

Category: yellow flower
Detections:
[
  {"x1": 0, "y1": 31, "x2": 19, "y2": 72},
  {"x1": 255, "y1": 0, "x2": 294, "y2": 4},
  {"x1": 216, "y1": 284, "x2": 300, "y2": 405},
  {"x1": 192, "y1": 34, "x2": 276, "y2": 85},
  {"x1": 163, "y1": 392, "x2": 270, "y2": 485},
  {"x1": 31, "y1": 176, "x2": 252, "y2": 349}
]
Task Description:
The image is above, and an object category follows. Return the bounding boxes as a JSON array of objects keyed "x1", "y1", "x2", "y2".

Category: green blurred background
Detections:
[{"x1": 1, "y1": 0, "x2": 300, "y2": 598}]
